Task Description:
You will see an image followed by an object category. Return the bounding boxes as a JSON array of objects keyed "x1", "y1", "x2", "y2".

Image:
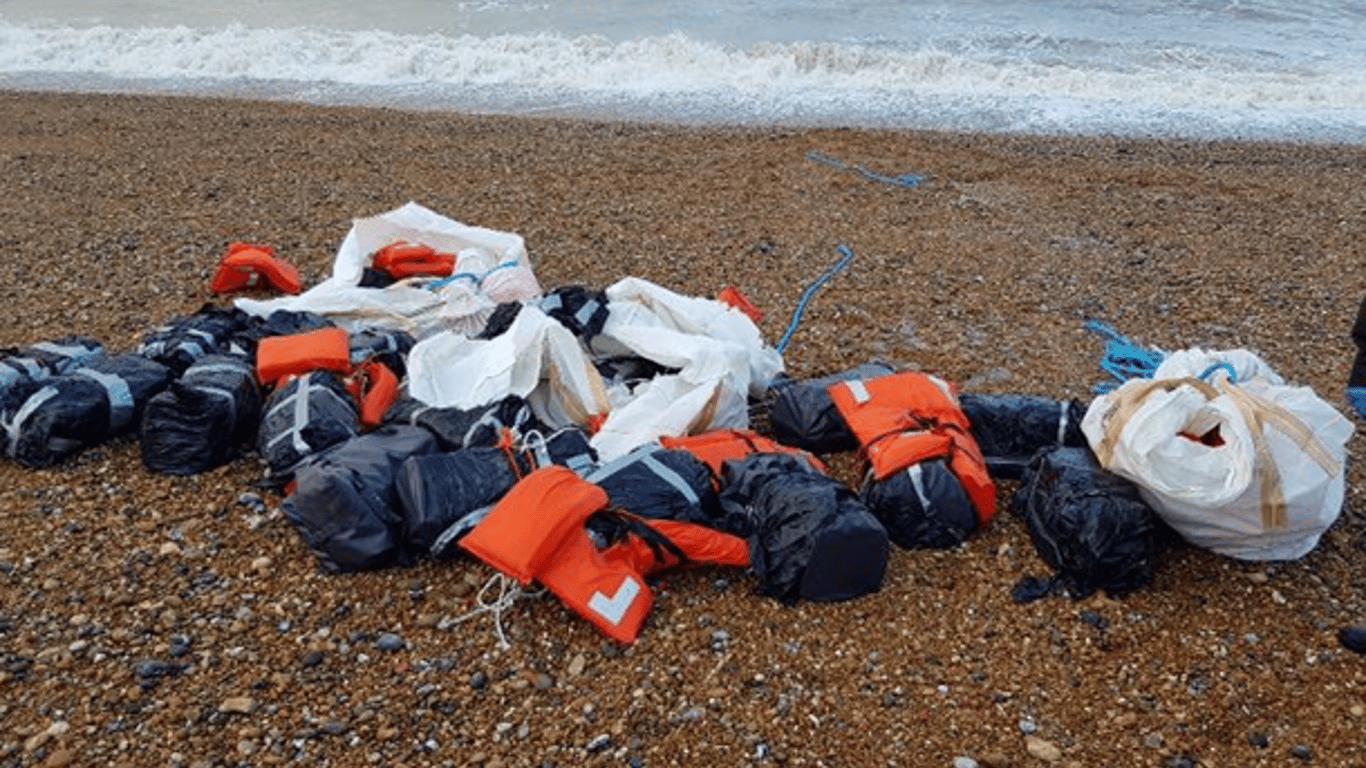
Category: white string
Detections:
[{"x1": 440, "y1": 572, "x2": 541, "y2": 650}]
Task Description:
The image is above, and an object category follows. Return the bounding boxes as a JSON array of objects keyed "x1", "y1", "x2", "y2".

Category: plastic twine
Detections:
[
  {"x1": 807, "y1": 151, "x2": 927, "y2": 189},
  {"x1": 1196, "y1": 362, "x2": 1238, "y2": 384},
  {"x1": 439, "y1": 572, "x2": 541, "y2": 650},
  {"x1": 775, "y1": 245, "x2": 856, "y2": 354},
  {"x1": 1085, "y1": 320, "x2": 1165, "y2": 394}
]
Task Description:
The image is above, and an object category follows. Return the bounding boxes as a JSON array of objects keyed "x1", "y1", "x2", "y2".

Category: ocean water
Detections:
[{"x1": 1, "y1": 0, "x2": 1364, "y2": 142}]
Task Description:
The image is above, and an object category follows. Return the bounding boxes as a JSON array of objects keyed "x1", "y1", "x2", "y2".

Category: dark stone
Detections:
[
  {"x1": 301, "y1": 650, "x2": 325, "y2": 668},
  {"x1": 1291, "y1": 744, "x2": 1312, "y2": 761},
  {"x1": 1337, "y1": 625, "x2": 1366, "y2": 654},
  {"x1": 1248, "y1": 731, "x2": 1269, "y2": 749},
  {"x1": 470, "y1": 671, "x2": 488, "y2": 690}
]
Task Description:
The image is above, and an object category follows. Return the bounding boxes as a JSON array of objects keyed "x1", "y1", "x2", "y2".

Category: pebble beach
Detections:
[{"x1": 2, "y1": 90, "x2": 1366, "y2": 767}]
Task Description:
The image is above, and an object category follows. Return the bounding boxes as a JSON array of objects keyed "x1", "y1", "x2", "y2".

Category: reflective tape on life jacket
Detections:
[
  {"x1": 255, "y1": 327, "x2": 352, "y2": 387},
  {"x1": 828, "y1": 371, "x2": 996, "y2": 524},
  {"x1": 659, "y1": 428, "x2": 827, "y2": 479},
  {"x1": 459, "y1": 465, "x2": 609, "y2": 585},
  {"x1": 210, "y1": 242, "x2": 303, "y2": 295},
  {"x1": 371, "y1": 242, "x2": 457, "y2": 280}
]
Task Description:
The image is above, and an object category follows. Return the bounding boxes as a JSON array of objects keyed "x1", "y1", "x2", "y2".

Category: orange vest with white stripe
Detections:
[{"x1": 827, "y1": 371, "x2": 997, "y2": 525}]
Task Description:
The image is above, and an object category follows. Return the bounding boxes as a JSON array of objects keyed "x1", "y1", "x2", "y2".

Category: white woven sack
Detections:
[{"x1": 1082, "y1": 349, "x2": 1353, "y2": 560}]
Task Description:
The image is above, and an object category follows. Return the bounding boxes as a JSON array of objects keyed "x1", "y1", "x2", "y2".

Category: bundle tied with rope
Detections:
[{"x1": 1080, "y1": 348, "x2": 1354, "y2": 561}]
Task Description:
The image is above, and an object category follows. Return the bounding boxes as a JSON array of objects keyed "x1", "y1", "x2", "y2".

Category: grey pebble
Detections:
[
  {"x1": 952, "y1": 757, "x2": 979, "y2": 768},
  {"x1": 1247, "y1": 731, "x2": 1269, "y2": 749},
  {"x1": 587, "y1": 734, "x2": 612, "y2": 753},
  {"x1": 470, "y1": 671, "x2": 488, "y2": 690},
  {"x1": 301, "y1": 650, "x2": 325, "y2": 668},
  {"x1": 1018, "y1": 717, "x2": 1037, "y2": 735},
  {"x1": 375, "y1": 632, "x2": 405, "y2": 652},
  {"x1": 1291, "y1": 744, "x2": 1312, "y2": 760}
]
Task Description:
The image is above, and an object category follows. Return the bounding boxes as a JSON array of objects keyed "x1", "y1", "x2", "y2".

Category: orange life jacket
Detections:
[
  {"x1": 255, "y1": 326, "x2": 352, "y2": 387},
  {"x1": 346, "y1": 359, "x2": 400, "y2": 429},
  {"x1": 660, "y1": 428, "x2": 827, "y2": 480},
  {"x1": 461, "y1": 466, "x2": 749, "y2": 643},
  {"x1": 717, "y1": 285, "x2": 763, "y2": 324},
  {"x1": 827, "y1": 371, "x2": 996, "y2": 524},
  {"x1": 371, "y1": 242, "x2": 457, "y2": 280},
  {"x1": 210, "y1": 242, "x2": 303, "y2": 295}
]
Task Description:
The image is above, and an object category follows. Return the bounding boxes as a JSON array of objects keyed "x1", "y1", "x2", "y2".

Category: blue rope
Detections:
[
  {"x1": 1196, "y1": 362, "x2": 1238, "y2": 384},
  {"x1": 776, "y1": 245, "x2": 855, "y2": 354},
  {"x1": 1086, "y1": 320, "x2": 1165, "y2": 394},
  {"x1": 807, "y1": 151, "x2": 926, "y2": 189}
]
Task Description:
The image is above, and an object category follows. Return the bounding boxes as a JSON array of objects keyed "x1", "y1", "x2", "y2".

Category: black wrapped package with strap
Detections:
[
  {"x1": 140, "y1": 355, "x2": 263, "y2": 475},
  {"x1": 860, "y1": 458, "x2": 979, "y2": 550},
  {"x1": 257, "y1": 370, "x2": 360, "y2": 482},
  {"x1": 283, "y1": 425, "x2": 439, "y2": 573},
  {"x1": 1008, "y1": 445, "x2": 1158, "y2": 600},
  {"x1": 349, "y1": 327, "x2": 415, "y2": 378},
  {"x1": 136, "y1": 303, "x2": 256, "y2": 375},
  {"x1": 1, "y1": 335, "x2": 105, "y2": 411},
  {"x1": 766, "y1": 362, "x2": 895, "y2": 454},
  {"x1": 586, "y1": 444, "x2": 720, "y2": 525},
  {"x1": 2, "y1": 353, "x2": 174, "y2": 468},
  {"x1": 386, "y1": 394, "x2": 542, "y2": 451},
  {"x1": 396, "y1": 426, "x2": 597, "y2": 559},
  {"x1": 718, "y1": 452, "x2": 888, "y2": 603},
  {"x1": 396, "y1": 447, "x2": 526, "y2": 560},
  {"x1": 539, "y1": 285, "x2": 610, "y2": 342},
  {"x1": 959, "y1": 392, "x2": 1088, "y2": 480}
]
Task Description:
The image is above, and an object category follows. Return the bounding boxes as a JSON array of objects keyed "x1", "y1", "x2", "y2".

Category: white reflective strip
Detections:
[
  {"x1": 1056, "y1": 400, "x2": 1070, "y2": 446},
  {"x1": 573, "y1": 299, "x2": 600, "y2": 328},
  {"x1": 588, "y1": 576, "x2": 641, "y2": 626},
  {"x1": 907, "y1": 462, "x2": 933, "y2": 513},
  {"x1": 844, "y1": 379, "x2": 871, "y2": 404},
  {"x1": 641, "y1": 454, "x2": 699, "y2": 506},
  {"x1": 73, "y1": 369, "x2": 134, "y2": 432},
  {"x1": 4, "y1": 385, "x2": 59, "y2": 457},
  {"x1": 585, "y1": 443, "x2": 657, "y2": 484},
  {"x1": 540, "y1": 293, "x2": 563, "y2": 312},
  {"x1": 565, "y1": 453, "x2": 596, "y2": 477},
  {"x1": 174, "y1": 340, "x2": 209, "y2": 359},
  {"x1": 430, "y1": 503, "x2": 495, "y2": 556},
  {"x1": 291, "y1": 376, "x2": 313, "y2": 455},
  {"x1": 187, "y1": 362, "x2": 251, "y2": 379},
  {"x1": 28, "y1": 341, "x2": 99, "y2": 361}
]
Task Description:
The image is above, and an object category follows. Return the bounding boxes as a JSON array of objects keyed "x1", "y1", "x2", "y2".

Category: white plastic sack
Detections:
[
  {"x1": 587, "y1": 277, "x2": 784, "y2": 460},
  {"x1": 235, "y1": 202, "x2": 539, "y2": 339},
  {"x1": 406, "y1": 305, "x2": 609, "y2": 429},
  {"x1": 1082, "y1": 348, "x2": 1353, "y2": 560}
]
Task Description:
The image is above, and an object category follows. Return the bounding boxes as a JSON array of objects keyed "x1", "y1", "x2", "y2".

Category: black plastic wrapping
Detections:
[
  {"x1": 258, "y1": 370, "x2": 360, "y2": 481},
  {"x1": 386, "y1": 394, "x2": 542, "y2": 451},
  {"x1": 539, "y1": 285, "x2": 610, "y2": 341},
  {"x1": 475, "y1": 302, "x2": 523, "y2": 340},
  {"x1": 718, "y1": 452, "x2": 888, "y2": 603},
  {"x1": 349, "y1": 328, "x2": 415, "y2": 378},
  {"x1": 1, "y1": 335, "x2": 105, "y2": 411},
  {"x1": 396, "y1": 447, "x2": 525, "y2": 559},
  {"x1": 282, "y1": 425, "x2": 438, "y2": 573},
  {"x1": 766, "y1": 362, "x2": 895, "y2": 454},
  {"x1": 586, "y1": 445, "x2": 720, "y2": 524},
  {"x1": 959, "y1": 392, "x2": 1088, "y2": 479},
  {"x1": 860, "y1": 458, "x2": 978, "y2": 549},
  {"x1": 2, "y1": 353, "x2": 174, "y2": 468},
  {"x1": 1351, "y1": 294, "x2": 1366, "y2": 389},
  {"x1": 136, "y1": 303, "x2": 255, "y2": 375},
  {"x1": 1008, "y1": 446, "x2": 1158, "y2": 600},
  {"x1": 140, "y1": 355, "x2": 263, "y2": 475}
]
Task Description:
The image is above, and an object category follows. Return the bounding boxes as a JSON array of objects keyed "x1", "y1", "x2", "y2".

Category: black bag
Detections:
[
  {"x1": 396, "y1": 447, "x2": 525, "y2": 559},
  {"x1": 140, "y1": 355, "x2": 263, "y2": 475},
  {"x1": 718, "y1": 452, "x2": 887, "y2": 603},
  {"x1": 539, "y1": 285, "x2": 610, "y2": 341},
  {"x1": 959, "y1": 392, "x2": 1088, "y2": 479},
  {"x1": 348, "y1": 328, "x2": 415, "y2": 378},
  {"x1": 386, "y1": 394, "x2": 542, "y2": 451},
  {"x1": 586, "y1": 445, "x2": 719, "y2": 525},
  {"x1": 1, "y1": 335, "x2": 105, "y2": 411},
  {"x1": 766, "y1": 362, "x2": 895, "y2": 454},
  {"x1": 137, "y1": 303, "x2": 255, "y2": 375},
  {"x1": 282, "y1": 425, "x2": 438, "y2": 573},
  {"x1": 2, "y1": 353, "x2": 174, "y2": 467},
  {"x1": 860, "y1": 459, "x2": 979, "y2": 549},
  {"x1": 1009, "y1": 446, "x2": 1158, "y2": 600},
  {"x1": 257, "y1": 370, "x2": 359, "y2": 481}
]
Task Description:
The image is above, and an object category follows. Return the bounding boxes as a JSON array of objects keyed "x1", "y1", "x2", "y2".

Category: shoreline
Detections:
[{"x1": 2, "y1": 88, "x2": 1365, "y2": 767}]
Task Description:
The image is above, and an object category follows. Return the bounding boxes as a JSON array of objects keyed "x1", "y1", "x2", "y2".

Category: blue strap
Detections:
[
  {"x1": 1085, "y1": 320, "x2": 1165, "y2": 394},
  {"x1": 776, "y1": 245, "x2": 856, "y2": 354},
  {"x1": 807, "y1": 151, "x2": 926, "y2": 189}
]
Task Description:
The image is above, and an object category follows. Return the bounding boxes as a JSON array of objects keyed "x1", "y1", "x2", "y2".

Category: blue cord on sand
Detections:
[
  {"x1": 776, "y1": 245, "x2": 855, "y2": 354},
  {"x1": 807, "y1": 151, "x2": 926, "y2": 189},
  {"x1": 1086, "y1": 320, "x2": 1165, "y2": 394}
]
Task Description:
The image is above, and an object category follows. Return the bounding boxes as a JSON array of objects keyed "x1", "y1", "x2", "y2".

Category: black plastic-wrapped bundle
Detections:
[
  {"x1": 349, "y1": 328, "x2": 415, "y2": 378},
  {"x1": 1008, "y1": 446, "x2": 1158, "y2": 600},
  {"x1": 283, "y1": 425, "x2": 438, "y2": 573},
  {"x1": 1, "y1": 335, "x2": 105, "y2": 411},
  {"x1": 539, "y1": 285, "x2": 610, "y2": 341},
  {"x1": 136, "y1": 303, "x2": 255, "y2": 375},
  {"x1": 586, "y1": 445, "x2": 719, "y2": 525},
  {"x1": 258, "y1": 370, "x2": 360, "y2": 481},
  {"x1": 2, "y1": 354, "x2": 174, "y2": 468},
  {"x1": 386, "y1": 394, "x2": 542, "y2": 451},
  {"x1": 959, "y1": 392, "x2": 1088, "y2": 479},
  {"x1": 766, "y1": 362, "x2": 895, "y2": 454},
  {"x1": 396, "y1": 447, "x2": 526, "y2": 559},
  {"x1": 140, "y1": 355, "x2": 263, "y2": 475},
  {"x1": 474, "y1": 302, "x2": 523, "y2": 340},
  {"x1": 718, "y1": 452, "x2": 888, "y2": 603},
  {"x1": 860, "y1": 459, "x2": 979, "y2": 549}
]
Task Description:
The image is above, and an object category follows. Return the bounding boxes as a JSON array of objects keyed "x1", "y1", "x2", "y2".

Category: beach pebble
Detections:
[
  {"x1": 952, "y1": 757, "x2": 979, "y2": 768},
  {"x1": 1024, "y1": 736, "x2": 1061, "y2": 762},
  {"x1": 1337, "y1": 626, "x2": 1366, "y2": 654},
  {"x1": 1291, "y1": 744, "x2": 1312, "y2": 760},
  {"x1": 374, "y1": 633, "x2": 404, "y2": 652},
  {"x1": 219, "y1": 696, "x2": 255, "y2": 714}
]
